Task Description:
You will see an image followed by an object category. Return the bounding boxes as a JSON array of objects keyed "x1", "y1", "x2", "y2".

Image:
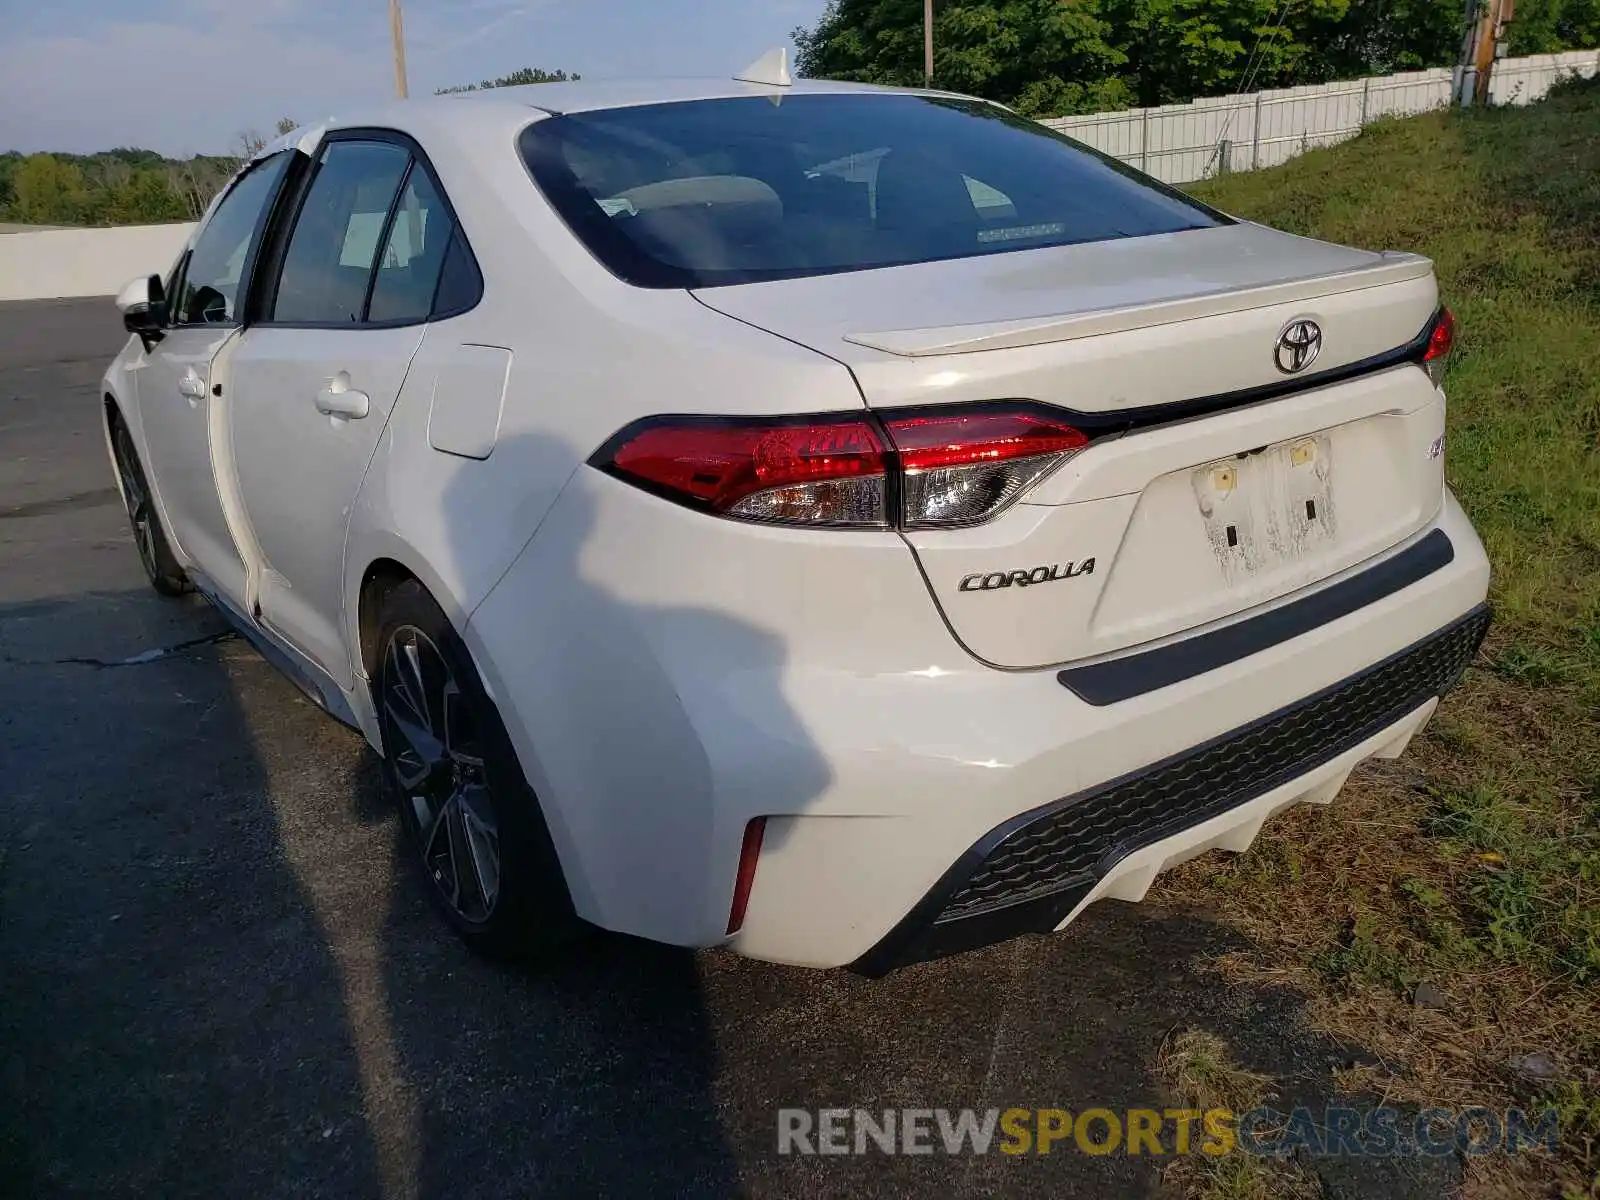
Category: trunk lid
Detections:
[
  {"x1": 695, "y1": 223, "x2": 1447, "y2": 671},
  {"x1": 693, "y1": 223, "x2": 1436, "y2": 412}
]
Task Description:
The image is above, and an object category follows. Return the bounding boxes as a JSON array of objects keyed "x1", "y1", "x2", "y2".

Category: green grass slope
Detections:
[
  {"x1": 1159, "y1": 83, "x2": 1600, "y2": 1198},
  {"x1": 1192, "y1": 81, "x2": 1600, "y2": 648}
]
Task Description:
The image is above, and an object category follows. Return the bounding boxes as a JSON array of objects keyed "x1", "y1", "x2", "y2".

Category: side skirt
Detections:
[{"x1": 189, "y1": 573, "x2": 362, "y2": 732}]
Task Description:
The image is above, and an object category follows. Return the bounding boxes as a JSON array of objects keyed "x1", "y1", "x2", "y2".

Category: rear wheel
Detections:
[
  {"x1": 374, "y1": 580, "x2": 584, "y2": 959},
  {"x1": 109, "y1": 416, "x2": 191, "y2": 597}
]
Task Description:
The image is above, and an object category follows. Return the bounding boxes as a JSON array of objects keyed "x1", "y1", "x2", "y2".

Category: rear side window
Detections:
[
  {"x1": 519, "y1": 94, "x2": 1228, "y2": 289},
  {"x1": 368, "y1": 163, "x2": 456, "y2": 323},
  {"x1": 271, "y1": 140, "x2": 410, "y2": 324},
  {"x1": 430, "y1": 229, "x2": 483, "y2": 317}
]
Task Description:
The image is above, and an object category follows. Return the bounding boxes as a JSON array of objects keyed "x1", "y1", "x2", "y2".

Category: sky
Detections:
[{"x1": 0, "y1": 0, "x2": 828, "y2": 157}]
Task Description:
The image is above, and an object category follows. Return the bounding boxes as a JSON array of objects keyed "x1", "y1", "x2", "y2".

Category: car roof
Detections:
[
  {"x1": 446, "y1": 75, "x2": 950, "y2": 114},
  {"x1": 338, "y1": 76, "x2": 969, "y2": 130},
  {"x1": 249, "y1": 76, "x2": 985, "y2": 171}
]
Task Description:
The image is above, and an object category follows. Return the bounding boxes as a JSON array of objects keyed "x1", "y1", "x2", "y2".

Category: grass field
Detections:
[{"x1": 1159, "y1": 79, "x2": 1600, "y2": 1198}]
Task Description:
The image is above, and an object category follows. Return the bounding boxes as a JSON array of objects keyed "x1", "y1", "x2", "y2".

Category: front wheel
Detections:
[
  {"x1": 374, "y1": 580, "x2": 584, "y2": 959},
  {"x1": 109, "y1": 416, "x2": 191, "y2": 597}
]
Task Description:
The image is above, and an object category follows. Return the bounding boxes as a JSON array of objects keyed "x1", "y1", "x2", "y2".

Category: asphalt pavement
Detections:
[{"x1": 0, "y1": 298, "x2": 1455, "y2": 1199}]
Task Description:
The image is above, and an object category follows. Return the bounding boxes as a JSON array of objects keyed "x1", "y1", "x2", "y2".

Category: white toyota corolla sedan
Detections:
[{"x1": 103, "y1": 60, "x2": 1490, "y2": 973}]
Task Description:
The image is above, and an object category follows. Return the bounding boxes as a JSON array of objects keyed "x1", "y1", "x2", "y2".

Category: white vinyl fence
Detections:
[{"x1": 1041, "y1": 49, "x2": 1600, "y2": 185}]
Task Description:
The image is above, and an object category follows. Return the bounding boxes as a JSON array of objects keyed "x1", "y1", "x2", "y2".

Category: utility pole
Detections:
[
  {"x1": 924, "y1": 0, "x2": 934, "y2": 86},
  {"x1": 1474, "y1": 0, "x2": 1514, "y2": 104},
  {"x1": 1455, "y1": 0, "x2": 1515, "y2": 106},
  {"x1": 390, "y1": 0, "x2": 410, "y2": 99}
]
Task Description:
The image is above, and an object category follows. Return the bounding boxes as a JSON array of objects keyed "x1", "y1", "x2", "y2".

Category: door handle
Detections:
[
  {"x1": 178, "y1": 369, "x2": 206, "y2": 401},
  {"x1": 315, "y1": 377, "x2": 371, "y2": 420}
]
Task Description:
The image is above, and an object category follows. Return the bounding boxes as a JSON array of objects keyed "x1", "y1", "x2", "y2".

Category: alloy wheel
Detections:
[
  {"x1": 112, "y1": 425, "x2": 161, "y2": 583},
  {"x1": 380, "y1": 625, "x2": 502, "y2": 923}
]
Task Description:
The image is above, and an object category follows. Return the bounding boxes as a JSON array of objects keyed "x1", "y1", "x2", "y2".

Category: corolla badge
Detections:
[{"x1": 958, "y1": 559, "x2": 1096, "y2": 591}]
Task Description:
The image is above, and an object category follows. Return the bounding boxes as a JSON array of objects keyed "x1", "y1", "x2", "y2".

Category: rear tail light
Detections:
[
  {"x1": 1422, "y1": 307, "x2": 1455, "y2": 388},
  {"x1": 602, "y1": 416, "x2": 889, "y2": 527},
  {"x1": 884, "y1": 409, "x2": 1089, "y2": 529},
  {"x1": 593, "y1": 404, "x2": 1088, "y2": 530}
]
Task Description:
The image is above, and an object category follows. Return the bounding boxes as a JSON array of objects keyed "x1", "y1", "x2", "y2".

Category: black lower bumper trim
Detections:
[
  {"x1": 1058, "y1": 529, "x2": 1455, "y2": 706},
  {"x1": 853, "y1": 605, "x2": 1490, "y2": 976}
]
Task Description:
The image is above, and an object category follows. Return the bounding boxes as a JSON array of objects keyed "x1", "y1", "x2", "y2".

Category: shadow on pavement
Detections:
[
  {"x1": 0, "y1": 590, "x2": 386, "y2": 1196},
  {"x1": 0, "y1": 298, "x2": 1462, "y2": 1199}
]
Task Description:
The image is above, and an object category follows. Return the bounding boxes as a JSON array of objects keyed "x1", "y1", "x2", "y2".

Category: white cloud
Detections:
[{"x1": 411, "y1": 3, "x2": 548, "y2": 62}]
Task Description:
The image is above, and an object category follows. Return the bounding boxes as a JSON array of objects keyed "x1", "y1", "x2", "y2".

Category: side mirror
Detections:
[{"x1": 117, "y1": 274, "x2": 168, "y2": 349}]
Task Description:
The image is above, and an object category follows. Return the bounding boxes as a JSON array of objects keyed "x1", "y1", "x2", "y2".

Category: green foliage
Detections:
[
  {"x1": 1301, "y1": 0, "x2": 1470, "y2": 81},
  {"x1": 796, "y1": 0, "x2": 1129, "y2": 113},
  {"x1": 436, "y1": 66, "x2": 580, "y2": 94},
  {"x1": 0, "y1": 149, "x2": 241, "y2": 228},
  {"x1": 10, "y1": 154, "x2": 91, "y2": 224},
  {"x1": 1311, "y1": 913, "x2": 1421, "y2": 990},
  {"x1": 1108, "y1": 0, "x2": 1350, "y2": 106},
  {"x1": 795, "y1": 0, "x2": 1600, "y2": 117},
  {"x1": 1508, "y1": 0, "x2": 1600, "y2": 53},
  {"x1": 1424, "y1": 781, "x2": 1600, "y2": 982},
  {"x1": 0, "y1": 116, "x2": 300, "y2": 227}
]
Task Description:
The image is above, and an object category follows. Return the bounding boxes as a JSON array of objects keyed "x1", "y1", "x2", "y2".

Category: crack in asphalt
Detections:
[
  {"x1": 0, "y1": 488, "x2": 121, "y2": 521},
  {"x1": 2, "y1": 628, "x2": 238, "y2": 669}
]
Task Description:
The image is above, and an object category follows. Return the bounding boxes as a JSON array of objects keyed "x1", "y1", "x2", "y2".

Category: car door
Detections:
[
  {"x1": 224, "y1": 134, "x2": 468, "y2": 689},
  {"x1": 136, "y1": 151, "x2": 296, "y2": 606}
]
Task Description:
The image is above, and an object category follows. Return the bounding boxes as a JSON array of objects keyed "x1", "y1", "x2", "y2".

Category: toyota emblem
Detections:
[{"x1": 1275, "y1": 319, "x2": 1323, "y2": 374}]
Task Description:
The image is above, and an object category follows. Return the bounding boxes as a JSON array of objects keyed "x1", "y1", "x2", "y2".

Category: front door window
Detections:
[{"x1": 171, "y1": 152, "x2": 294, "y2": 327}]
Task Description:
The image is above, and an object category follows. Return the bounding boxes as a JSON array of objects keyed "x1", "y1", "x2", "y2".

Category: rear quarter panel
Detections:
[{"x1": 339, "y1": 108, "x2": 866, "y2": 679}]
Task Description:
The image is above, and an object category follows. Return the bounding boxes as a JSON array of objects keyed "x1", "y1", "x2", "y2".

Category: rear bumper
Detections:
[
  {"x1": 852, "y1": 604, "x2": 1488, "y2": 975},
  {"x1": 726, "y1": 492, "x2": 1489, "y2": 968},
  {"x1": 473, "y1": 468, "x2": 1490, "y2": 968}
]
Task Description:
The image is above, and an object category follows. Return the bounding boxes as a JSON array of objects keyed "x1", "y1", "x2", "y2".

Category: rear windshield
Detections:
[{"x1": 518, "y1": 93, "x2": 1229, "y2": 289}]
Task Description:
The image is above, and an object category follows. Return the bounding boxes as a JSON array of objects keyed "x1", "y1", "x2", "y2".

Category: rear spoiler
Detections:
[{"x1": 843, "y1": 252, "x2": 1434, "y2": 358}]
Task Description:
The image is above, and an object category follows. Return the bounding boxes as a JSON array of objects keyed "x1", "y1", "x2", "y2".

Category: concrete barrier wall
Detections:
[{"x1": 0, "y1": 222, "x2": 194, "y2": 302}]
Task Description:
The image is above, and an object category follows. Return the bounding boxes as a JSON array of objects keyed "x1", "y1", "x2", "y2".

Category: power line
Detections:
[
  {"x1": 1210, "y1": 0, "x2": 1297, "y2": 175},
  {"x1": 1236, "y1": 0, "x2": 1298, "y2": 102}
]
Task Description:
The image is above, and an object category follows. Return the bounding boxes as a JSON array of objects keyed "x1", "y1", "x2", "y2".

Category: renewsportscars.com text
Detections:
[{"x1": 777, "y1": 1106, "x2": 1559, "y2": 1158}]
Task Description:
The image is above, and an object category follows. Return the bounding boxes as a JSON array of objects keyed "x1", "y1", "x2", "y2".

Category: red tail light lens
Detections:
[
  {"x1": 1422, "y1": 307, "x2": 1455, "y2": 387},
  {"x1": 603, "y1": 417, "x2": 889, "y2": 527},
  {"x1": 883, "y1": 409, "x2": 1090, "y2": 528},
  {"x1": 726, "y1": 817, "x2": 766, "y2": 935},
  {"x1": 594, "y1": 404, "x2": 1088, "y2": 530}
]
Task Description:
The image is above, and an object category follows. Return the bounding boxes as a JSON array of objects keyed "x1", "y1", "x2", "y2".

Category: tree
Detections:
[
  {"x1": 0, "y1": 122, "x2": 297, "y2": 228},
  {"x1": 794, "y1": 0, "x2": 1598, "y2": 116},
  {"x1": 1508, "y1": 0, "x2": 1600, "y2": 54},
  {"x1": 1288, "y1": 0, "x2": 1472, "y2": 82},
  {"x1": 436, "y1": 66, "x2": 580, "y2": 94},
  {"x1": 797, "y1": 0, "x2": 1131, "y2": 114},
  {"x1": 10, "y1": 154, "x2": 90, "y2": 225},
  {"x1": 236, "y1": 118, "x2": 299, "y2": 160},
  {"x1": 98, "y1": 167, "x2": 189, "y2": 224},
  {"x1": 1104, "y1": 0, "x2": 1353, "y2": 107},
  {"x1": 796, "y1": 0, "x2": 1342, "y2": 113},
  {"x1": 0, "y1": 151, "x2": 20, "y2": 214}
]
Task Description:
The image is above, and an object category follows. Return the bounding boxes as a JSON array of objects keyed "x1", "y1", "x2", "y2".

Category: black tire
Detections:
[
  {"x1": 109, "y1": 415, "x2": 192, "y2": 597},
  {"x1": 374, "y1": 579, "x2": 585, "y2": 959}
]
